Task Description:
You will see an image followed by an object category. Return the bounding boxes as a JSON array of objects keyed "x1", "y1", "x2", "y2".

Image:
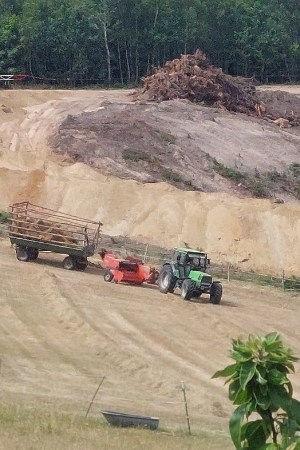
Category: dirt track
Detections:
[{"x1": 1, "y1": 239, "x2": 299, "y2": 432}]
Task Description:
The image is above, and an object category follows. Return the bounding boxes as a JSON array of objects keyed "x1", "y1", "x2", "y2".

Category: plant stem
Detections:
[{"x1": 267, "y1": 409, "x2": 277, "y2": 444}]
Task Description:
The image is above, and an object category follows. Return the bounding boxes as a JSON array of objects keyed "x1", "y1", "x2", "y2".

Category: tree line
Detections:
[{"x1": 0, "y1": 0, "x2": 300, "y2": 85}]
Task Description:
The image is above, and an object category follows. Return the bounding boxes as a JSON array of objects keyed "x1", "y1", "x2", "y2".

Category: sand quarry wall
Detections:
[{"x1": 0, "y1": 89, "x2": 299, "y2": 276}]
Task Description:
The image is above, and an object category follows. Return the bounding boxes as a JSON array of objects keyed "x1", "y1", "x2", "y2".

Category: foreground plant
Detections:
[{"x1": 212, "y1": 332, "x2": 300, "y2": 450}]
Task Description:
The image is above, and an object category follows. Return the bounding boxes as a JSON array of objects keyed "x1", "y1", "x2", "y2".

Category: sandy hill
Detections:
[{"x1": 0, "y1": 87, "x2": 299, "y2": 276}]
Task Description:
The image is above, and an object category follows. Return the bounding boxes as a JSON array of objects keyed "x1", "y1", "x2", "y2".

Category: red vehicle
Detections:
[{"x1": 100, "y1": 250, "x2": 159, "y2": 285}]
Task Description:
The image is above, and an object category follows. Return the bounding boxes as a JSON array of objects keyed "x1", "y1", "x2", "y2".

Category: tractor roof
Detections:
[{"x1": 175, "y1": 247, "x2": 207, "y2": 255}]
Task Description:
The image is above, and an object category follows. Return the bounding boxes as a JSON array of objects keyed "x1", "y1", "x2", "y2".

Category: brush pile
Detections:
[{"x1": 139, "y1": 49, "x2": 258, "y2": 113}]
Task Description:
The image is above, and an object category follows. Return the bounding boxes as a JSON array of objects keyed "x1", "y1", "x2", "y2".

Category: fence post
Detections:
[
  {"x1": 143, "y1": 244, "x2": 149, "y2": 263},
  {"x1": 282, "y1": 270, "x2": 285, "y2": 291},
  {"x1": 181, "y1": 382, "x2": 191, "y2": 435},
  {"x1": 227, "y1": 264, "x2": 230, "y2": 282}
]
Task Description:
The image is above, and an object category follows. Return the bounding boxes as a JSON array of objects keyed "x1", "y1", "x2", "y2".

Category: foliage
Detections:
[
  {"x1": 1, "y1": 0, "x2": 300, "y2": 84},
  {"x1": 213, "y1": 333, "x2": 300, "y2": 450},
  {"x1": 289, "y1": 164, "x2": 300, "y2": 178},
  {"x1": 122, "y1": 148, "x2": 152, "y2": 162},
  {"x1": 213, "y1": 160, "x2": 245, "y2": 182},
  {"x1": 162, "y1": 168, "x2": 183, "y2": 183},
  {"x1": 154, "y1": 130, "x2": 176, "y2": 145},
  {"x1": 0, "y1": 211, "x2": 11, "y2": 223}
]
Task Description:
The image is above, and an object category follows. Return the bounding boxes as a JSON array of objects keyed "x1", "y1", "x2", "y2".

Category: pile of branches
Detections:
[{"x1": 139, "y1": 49, "x2": 258, "y2": 114}]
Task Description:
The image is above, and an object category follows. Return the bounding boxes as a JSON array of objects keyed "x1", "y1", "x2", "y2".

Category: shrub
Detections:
[
  {"x1": 162, "y1": 168, "x2": 183, "y2": 183},
  {"x1": 213, "y1": 333, "x2": 300, "y2": 450},
  {"x1": 122, "y1": 148, "x2": 152, "y2": 162},
  {"x1": 250, "y1": 181, "x2": 269, "y2": 198},
  {"x1": 0, "y1": 211, "x2": 11, "y2": 224},
  {"x1": 154, "y1": 130, "x2": 176, "y2": 145},
  {"x1": 267, "y1": 171, "x2": 282, "y2": 182},
  {"x1": 213, "y1": 160, "x2": 245, "y2": 183},
  {"x1": 289, "y1": 164, "x2": 300, "y2": 178}
]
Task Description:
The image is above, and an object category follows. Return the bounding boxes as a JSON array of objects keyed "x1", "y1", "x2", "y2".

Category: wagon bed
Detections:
[{"x1": 9, "y1": 201, "x2": 102, "y2": 271}]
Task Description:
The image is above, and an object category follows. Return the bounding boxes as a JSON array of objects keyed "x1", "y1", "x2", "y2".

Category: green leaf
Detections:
[
  {"x1": 256, "y1": 367, "x2": 268, "y2": 385},
  {"x1": 269, "y1": 387, "x2": 291, "y2": 411},
  {"x1": 229, "y1": 404, "x2": 247, "y2": 450},
  {"x1": 261, "y1": 444, "x2": 280, "y2": 449},
  {"x1": 229, "y1": 379, "x2": 242, "y2": 401},
  {"x1": 264, "y1": 332, "x2": 281, "y2": 346},
  {"x1": 212, "y1": 363, "x2": 237, "y2": 379},
  {"x1": 233, "y1": 387, "x2": 251, "y2": 405},
  {"x1": 253, "y1": 388, "x2": 271, "y2": 410},
  {"x1": 290, "y1": 399, "x2": 300, "y2": 423},
  {"x1": 286, "y1": 443, "x2": 300, "y2": 450},
  {"x1": 232, "y1": 350, "x2": 254, "y2": 363},
  {"x1": 240, "y1": 361, "x2": 257, "y2": 390},
  {"x1": 242, "y1": 419, "x2": 268, "y2": 450},
  {"x1": 268, "y1": 368, "x2": 289, "y2": 386}
]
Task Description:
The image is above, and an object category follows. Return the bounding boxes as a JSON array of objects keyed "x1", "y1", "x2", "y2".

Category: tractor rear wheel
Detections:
[
  {"x1": 210, "y1": 282, "x2": 222, "y2": 304},
  {"x1": 158, "y1": 266, "x2": 177, "y2": 293},
  {"x1": 181, "y1": 279, "x2": 195, "y2": 300},
  {"x1": 104, "y1": 270, "x2": 114, "y2": 282}
]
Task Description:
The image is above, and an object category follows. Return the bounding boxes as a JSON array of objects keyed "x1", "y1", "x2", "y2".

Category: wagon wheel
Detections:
[
  {"x1": 28, "y1": 248, "x2": 39, "y2": 260},
  {"x1": 62, "y1": 256, "x2": 76, "y2": 270},
  {"x1": 16, "y1": 246, "x2": 30, "y2": 262},
  {"x1": 75, "y1": 257, "x2": 88, "y2": 271}
]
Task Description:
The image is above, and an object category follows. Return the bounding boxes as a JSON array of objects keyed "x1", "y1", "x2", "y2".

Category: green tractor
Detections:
[{"x1": 158, "y1": 247, "x2": 222, "y2": 304}]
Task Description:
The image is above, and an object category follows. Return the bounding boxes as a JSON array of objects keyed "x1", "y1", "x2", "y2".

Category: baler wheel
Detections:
[{"x1": 104, "y1": 270, "x2": 114, "y2": 282}]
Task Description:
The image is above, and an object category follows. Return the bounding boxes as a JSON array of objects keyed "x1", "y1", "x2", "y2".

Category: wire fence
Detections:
[
  {"x1": 209, "y1": 265, "x2": 300, "y2": 293},
  {"x1": 134, "y1": 246, "x2": 300, "y2": 293}
]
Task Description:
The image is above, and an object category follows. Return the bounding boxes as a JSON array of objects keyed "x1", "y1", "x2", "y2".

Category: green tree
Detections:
[{"x1": 213, "y1": 332, "x2": 300, "y2": 449}]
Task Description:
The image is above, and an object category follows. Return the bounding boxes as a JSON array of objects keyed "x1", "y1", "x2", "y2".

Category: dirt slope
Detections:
[
  {"x1": 0, "y1": 88, "x2": 300, "y2": 442},
  {"x1": 0, "y1": 88, "x2": 299, "y2": 276},
  {"x1": 0, "y1": 239, "x2": 299, "y2": 433}
]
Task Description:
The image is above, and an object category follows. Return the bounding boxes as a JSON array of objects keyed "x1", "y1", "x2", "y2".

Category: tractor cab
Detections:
[{"x1": 172, "y1": 248, "x2": 209, "y2": 275}]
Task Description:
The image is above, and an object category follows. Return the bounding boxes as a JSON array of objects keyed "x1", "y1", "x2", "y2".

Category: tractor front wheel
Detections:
[
  {"x1": 158, "y1": 266, "x2": 177, "y2": 294},
  {"x1": 210, "y1": 282, "x2": 222, "y2": 304},
  {"x1": 181, "y1": 279, "x2": 195, "y2": 300}
]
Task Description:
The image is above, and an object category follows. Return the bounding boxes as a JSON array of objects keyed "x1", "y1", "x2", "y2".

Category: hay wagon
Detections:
[{"x1": 8, "y1": 201, "x2": 102, "y2": 271}]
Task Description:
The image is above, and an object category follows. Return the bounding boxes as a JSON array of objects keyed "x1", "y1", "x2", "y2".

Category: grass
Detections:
[
  {"x1": 289, "y1": 163, "x2": 300, "y2": 177},
  {"x1": 210, "y1": 266, "x2": 300, "y2": 292},
  {"x1": 162, "y1": 168, "x2": 184, "y2": 183},
  {"x1": 122, "y1": 148, "x2": 152, "y2": 163},
  {"x1": 154, "y1": 130, "x2": 176, "y2": 145},
  {"x1": 0, "y1": 210, "x2": 11, "y2": 224},
  {"x1": 0, "y1": 403, "x2": 232, "y2": 450},
  {"x1": 211, "y1": 157, "x2": 300, "y2": 200},
  {"x1": 213, "y1": 160, "x2": 245, "y2": 183}
]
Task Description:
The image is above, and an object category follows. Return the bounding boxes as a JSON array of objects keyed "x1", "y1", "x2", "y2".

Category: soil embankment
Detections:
[{"x1": 0, "y1": 88, "x2": 299, "y2": 275}]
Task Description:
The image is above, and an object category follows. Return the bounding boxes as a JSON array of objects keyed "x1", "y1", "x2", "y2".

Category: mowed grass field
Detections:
[{"x1": 1, "y1": 239, "x2": 299, "y2": 449}]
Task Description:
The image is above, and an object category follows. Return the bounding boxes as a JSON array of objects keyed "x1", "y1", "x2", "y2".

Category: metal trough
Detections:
[{"x1": 100, "y1": 410, "x2": 159, "y2": 430}]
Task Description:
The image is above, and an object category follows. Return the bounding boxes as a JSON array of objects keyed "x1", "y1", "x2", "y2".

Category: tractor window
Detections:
[{"x1": 191, "y1": 257, "x2": 200, "y2": 267}]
